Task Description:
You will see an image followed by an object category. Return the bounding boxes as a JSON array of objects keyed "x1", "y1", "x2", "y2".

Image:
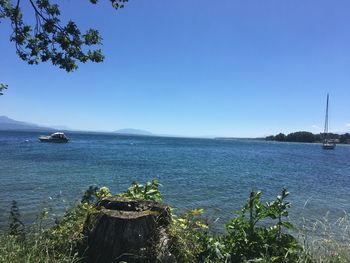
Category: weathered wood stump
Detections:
[{"x1": 83, "y1": 197, "x2": 170, "y2": 263}]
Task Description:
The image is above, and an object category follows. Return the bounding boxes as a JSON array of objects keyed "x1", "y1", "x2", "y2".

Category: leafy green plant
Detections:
[
  {"x1": 95, "y1": 186, "x2": 112, "y2": 199},
  {"x1": 168, "y1": 208, "x2": 210, "y2": 263},
  {"x1": 2, "y1": 182, "x2": 349, "y2": 263},
  {"x1": 266, "y1": 188, "x2": 293, "y2": 239},
  {"x1": 81, "y1": 185, "x2": 112, "y2": 205},
  {"x1": 118, "y1": 179, "x2": 162, "y2": 202},
  {"x1": 81, "y1": 185, "x2": 99, "y2": 204},
  {"x1": 0, "y1": 205, "x2": 86, "y2": 262},
  {"x1": 8, "y1": 200, "x2": 25, "y2": 241},
  {"x1": 224, "y1": 188, "x2": 302, "y2": 262}
]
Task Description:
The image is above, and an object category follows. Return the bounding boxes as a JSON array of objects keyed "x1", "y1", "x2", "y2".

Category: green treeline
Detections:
[{"x1": 266, "y1": 131, "x2": 350, "y2": 144}]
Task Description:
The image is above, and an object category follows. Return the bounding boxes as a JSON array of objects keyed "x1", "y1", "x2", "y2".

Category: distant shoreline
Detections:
[
  {"x1": 265, "y1": 131, "x2": 350, "y2": 144},
  {"x1": 2, "y1": 129, "x2": 349, "y2": 144}
]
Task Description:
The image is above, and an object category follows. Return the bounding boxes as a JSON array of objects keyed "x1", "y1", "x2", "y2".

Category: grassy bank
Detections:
[{"x1": 0, "y1": 180, "x2": 349, "y2": 263}]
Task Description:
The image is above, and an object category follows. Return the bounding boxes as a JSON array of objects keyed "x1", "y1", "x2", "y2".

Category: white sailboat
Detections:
[{"x1": 322, "y1": 94, "x2": 335, "y2": 150}]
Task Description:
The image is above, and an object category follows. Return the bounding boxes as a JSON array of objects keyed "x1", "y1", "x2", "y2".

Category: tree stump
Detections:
[{"x1": 83, "y1": 197, "x2": 171, "y2": 263}]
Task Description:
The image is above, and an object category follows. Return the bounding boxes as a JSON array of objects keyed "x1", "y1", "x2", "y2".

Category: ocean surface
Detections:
[{"x1": 1, "y1": 130, "x2": 350, "y2": 231}]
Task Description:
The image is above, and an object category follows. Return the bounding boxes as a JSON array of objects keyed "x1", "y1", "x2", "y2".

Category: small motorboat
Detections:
[{"x1": 39, "y1": 132, "x2": 69, "y2": 143}]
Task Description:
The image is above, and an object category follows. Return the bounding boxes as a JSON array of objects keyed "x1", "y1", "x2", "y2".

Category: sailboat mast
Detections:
[
  {"x1": 324, "y1": 93, "x2": 329, "y2": 138},
  {"x1": 322, "y1": 93, "x2": 335, "y2": 149}
]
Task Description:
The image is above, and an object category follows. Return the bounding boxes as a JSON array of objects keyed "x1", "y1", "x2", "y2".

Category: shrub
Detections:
[
  {"x1": 168, "y1": 189, "x2": 303, "y2": 263},
  {"x1": 1, "y1": 180, "x2": 349, "y2": 263},
  {"x1": 118, "y1": 179, "x2": 162, "y2": 202},
  {"x1": 168, "y1": 208, "x2": 211, "y2": 262}
]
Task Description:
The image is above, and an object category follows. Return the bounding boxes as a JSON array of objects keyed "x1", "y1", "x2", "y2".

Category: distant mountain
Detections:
[
  {"x1": 0, "y1": 116, "x2": 153, "y2": 135},
  {"x1": 114, "y1": 128, "x2": 153, "y2": 136},
  {"x1": 0, "y1": 116, "x2": 53, "y2": 131}
]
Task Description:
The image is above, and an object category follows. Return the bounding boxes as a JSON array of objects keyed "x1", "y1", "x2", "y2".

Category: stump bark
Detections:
[{"x1": 83, "y1": 197, "x2": 170, "y2": 263}]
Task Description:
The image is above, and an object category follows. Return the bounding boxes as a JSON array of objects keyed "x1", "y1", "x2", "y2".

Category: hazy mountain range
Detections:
[
  {"x1": 0, "y1": 116, "x2": 54, "y2": 131},
  {"x1": 0, "y1": 116, "x2": 153, "y2": 136},
  {"x1": 114, "y1": 128, "x2": 153, "y2": 136}
]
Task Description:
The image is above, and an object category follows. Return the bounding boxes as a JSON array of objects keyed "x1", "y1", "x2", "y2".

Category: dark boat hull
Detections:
[
  {"x1": 322, "y1": 143, "x2": 335, "y2": 150},
  {"x1": 39, "y1": 138, "x2": 69, "y2": 143}
]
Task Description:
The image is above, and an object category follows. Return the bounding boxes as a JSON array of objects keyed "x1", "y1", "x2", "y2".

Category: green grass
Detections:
[
  {"x1": 299, "y1": 212, "x2": 350, "y2": 263},
  {"x1": 0, "y1": 205, "x2": 88, "y2": 263}
]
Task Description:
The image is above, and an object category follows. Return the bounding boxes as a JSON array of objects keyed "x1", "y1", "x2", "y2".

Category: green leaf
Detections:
[
  {"x1": 281, "y1": 222, "x2": 293, "y2": 229},
  {"x1": 0, "y1": 83, "x2": 8, "y2": 95}
]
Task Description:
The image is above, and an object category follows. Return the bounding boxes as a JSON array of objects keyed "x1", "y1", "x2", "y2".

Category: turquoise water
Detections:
[{"x1": 1, "y1": 131, "x2": 350, "y2": 230}]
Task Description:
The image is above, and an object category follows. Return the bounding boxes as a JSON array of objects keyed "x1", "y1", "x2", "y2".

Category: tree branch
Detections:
[{"x1": 28, "y1": 0, "x2": 64, "y2": 32}]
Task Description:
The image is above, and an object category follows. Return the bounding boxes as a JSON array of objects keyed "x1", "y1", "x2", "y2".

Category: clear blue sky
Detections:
[{"x1": 1, "y1": 0, "x2": 350, "y2": 137}]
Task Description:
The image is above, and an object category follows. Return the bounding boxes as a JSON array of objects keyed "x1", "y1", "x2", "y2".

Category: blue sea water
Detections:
[{"x1": 1, "y1": 130, "x2": 350, "y2": 231}]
